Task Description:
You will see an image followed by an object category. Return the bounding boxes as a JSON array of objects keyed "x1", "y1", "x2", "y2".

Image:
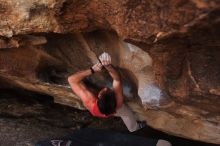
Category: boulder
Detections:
[{"x1": 0, "y1": 0, "x2": 219, "y2": 144}]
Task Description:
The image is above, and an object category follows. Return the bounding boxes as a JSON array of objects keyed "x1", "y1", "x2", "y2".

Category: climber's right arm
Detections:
[{"x1": 99, "y1": 52, "x2": 124, "y2": 108}]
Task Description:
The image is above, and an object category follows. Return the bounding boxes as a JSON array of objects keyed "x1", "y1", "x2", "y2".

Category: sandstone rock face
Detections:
[
  {"x1": 0, "y1": 0, "x2": 220, "y2": 144},
  {"x1": 0, "y1": 0, "x2": 219, "y2": 40}
]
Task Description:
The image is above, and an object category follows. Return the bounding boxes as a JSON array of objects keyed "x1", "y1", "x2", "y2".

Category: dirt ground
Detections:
[{"x1": 0, "y1": 88, "x2": 218, "y2": 146}]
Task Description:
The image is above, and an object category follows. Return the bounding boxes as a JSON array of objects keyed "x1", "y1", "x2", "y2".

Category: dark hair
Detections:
[{"x1": 97, "y1": 91, "x2": 116, "y2": 115}]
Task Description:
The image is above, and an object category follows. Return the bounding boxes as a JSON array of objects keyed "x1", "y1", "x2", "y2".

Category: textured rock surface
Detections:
[
  {"x1": 0, "y1": 0, "x2": 219, "y2": 41},
  {"x1": 0, "y1": 0, "x2": 220, "y2": 144}
]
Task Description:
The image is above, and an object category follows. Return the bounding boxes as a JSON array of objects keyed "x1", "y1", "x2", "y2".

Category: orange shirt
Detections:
[{"x1": 90, "y1": 100, "x2": 114, "y2": 118}]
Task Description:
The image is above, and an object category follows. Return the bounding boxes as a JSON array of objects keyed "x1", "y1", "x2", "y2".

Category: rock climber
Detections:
[
  {"x1": 68, "y1": 52, "x2": 172, "y2": 146},
  {"x1": 68, "y1": 52, "x2": 144, "y2": 132}
]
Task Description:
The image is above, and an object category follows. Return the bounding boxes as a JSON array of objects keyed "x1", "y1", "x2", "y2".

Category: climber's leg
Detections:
[{"x1": 115, "y1": 104, "x2": 141, "y2": 132}]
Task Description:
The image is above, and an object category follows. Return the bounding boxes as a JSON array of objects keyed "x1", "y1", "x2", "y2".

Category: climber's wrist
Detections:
[
  {"x1": 91, "y1": 62, "x2": 102, "y2": 73},
  {"x1": 104, "y1": 64, "x2": 113, "y2": 71}
]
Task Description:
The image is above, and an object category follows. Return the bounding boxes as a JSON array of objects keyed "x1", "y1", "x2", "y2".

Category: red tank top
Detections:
[{"x1": 90, "y1": 100, "x2": 113, "y2": 118}]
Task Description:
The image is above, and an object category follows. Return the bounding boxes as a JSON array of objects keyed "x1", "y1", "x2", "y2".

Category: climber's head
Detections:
[{"x1": 97, "y1": 87, "x2": 117, "y2": 115}]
